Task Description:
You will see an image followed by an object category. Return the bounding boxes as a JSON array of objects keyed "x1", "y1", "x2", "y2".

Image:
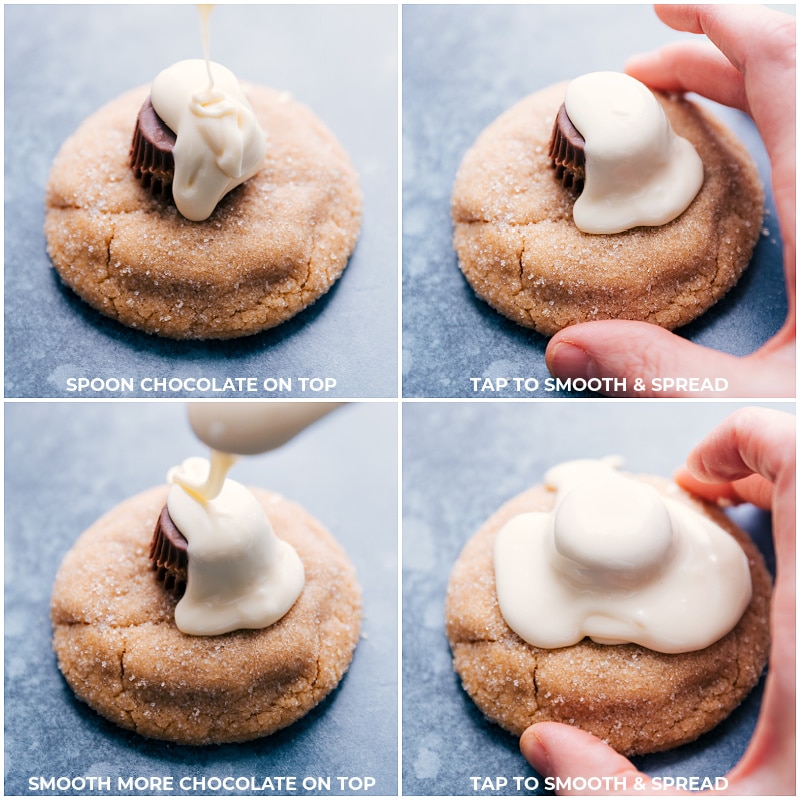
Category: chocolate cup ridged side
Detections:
[
  {"x1": 149, "y1": 505, "x2": 188, "y2": 596},
  {"x1": 548, "y1": 103, "x2": 586, "y2": 192},
  {"x1": 130, "y1": 97, "x2": 176, "y2": 199}
]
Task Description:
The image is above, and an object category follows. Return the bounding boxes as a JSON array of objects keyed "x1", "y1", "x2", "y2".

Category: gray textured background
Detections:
[
  {"x1": 402, "y1": 401, "x2": 788, "y2": 795},
  {"x1": 5, "y1": 4, "x2": 398, "y2": 399},
  {"x1": 402, "y1": 4, "x2": 791, "y2": 398},
  {"x1": 5, "y1": 401, "x2": 398, "y2": 795}
]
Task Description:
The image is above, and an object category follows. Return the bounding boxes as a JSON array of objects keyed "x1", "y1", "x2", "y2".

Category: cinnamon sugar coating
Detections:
[
  {"x1": 451, "y1": 83, "x2": 764, "y2": 336},
  {"x1": 45, "y1": 85, "x2": 362, "y2": 339},
  {"x1": 51, "y1": 486, "x2": 361, "y2": 744},
  {"x1": 445, "y1": 476, "x2": 771, "y2": 756}
]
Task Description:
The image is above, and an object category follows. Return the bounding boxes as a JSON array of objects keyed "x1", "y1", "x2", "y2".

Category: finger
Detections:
[
  {"x1": 625, "y1": 41, "x2": 748, "y2": 113},
  {"x1": 653, "y1": 4, "x2": 796, "y2": 187},
  {"x1": 684, "y1": 407, "x2": 795, "y2": 576},
  {"x1": 685, "y1": 407, "x2": 796, "y2": 487},
  {"x1": 520, "y1": 722, "x2": 657, "y2": 796},
  {"x1": 688, "y1": 408, "x2": 797, "y2": 794},
  {"x1": 652, "y1": 4, "x2": 794, "y2": 75},
  {"x1": 545, "y1": 321, "x2": 795, "y2": 398},
  {"x1": 653, "y1": 4, "x2": 719, "y2": 35},
  {"x1": 674, "y1": 466, "x2": 774, "y2": 510}
]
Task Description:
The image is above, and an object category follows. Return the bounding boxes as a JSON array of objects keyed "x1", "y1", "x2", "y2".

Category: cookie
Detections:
[
  {"x1": 51, "y1": 485, "x2": 362, "y2": 744},
  {"x1": 445, "y1": 475, "x2": 771, "y2": 756},
  {"x1": 451, "y1": 82, "x2": 764, "y2": 336},
  {"x1": 45, "y1": 85, "x2": 362, "y2": 339}
]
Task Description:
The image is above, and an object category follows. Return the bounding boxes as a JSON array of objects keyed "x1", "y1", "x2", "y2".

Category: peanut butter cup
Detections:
[
  {"x1": 149, "y1": 505, "x2": 187, "y2": 595},
  {"x1": 129, "y1": 97, "x2": 176, "y2": 199},
  {"x1": 548, "y1": 103, "x2": 585, "y2": 192}
]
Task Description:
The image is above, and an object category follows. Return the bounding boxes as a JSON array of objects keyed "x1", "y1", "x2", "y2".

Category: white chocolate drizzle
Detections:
[
  {"x1": 564, "y1": 72, "x2": 704, "y2": 234},
  {"x1": 493, "y1": 458, "x2": 752, "y2": 654}
]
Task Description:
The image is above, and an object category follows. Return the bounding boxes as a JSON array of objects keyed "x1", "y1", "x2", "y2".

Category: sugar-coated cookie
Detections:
[
  {"x1": 51, "y1": 486, "x2": 361, "y2": 744},
  {"x1": 45, "y1": 85, "x2": 362, "y2": 340},
  {"x1": 451, "y1": 83, "x2": 763, "y2": 336},
  {"x1": 445, "y1": 475, "x2": 770, "y2": 756}
]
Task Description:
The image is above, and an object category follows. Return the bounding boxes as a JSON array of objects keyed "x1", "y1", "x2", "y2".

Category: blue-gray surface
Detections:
[
  {"x1": 5, "y1": 4, "x2": 398, "y2": 399},
  {"x1": 402, "y1": 4, "x2": 791, "y2": 398},
  {"x1": 5, "y1": 402, "x2": 398, "y2": 795},
  {"x1": 402, "y1": 402, "x2": 788, "y2": 795}
]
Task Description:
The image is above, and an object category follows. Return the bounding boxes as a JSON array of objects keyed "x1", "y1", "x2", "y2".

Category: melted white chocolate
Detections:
[
  {"x1": 150, "y1": 58, "x2": 266, "y2": 221},
  {"x1": 493, "y1": 458, "x2": 752, "y2": 654},
  {"x1": 167, "y1": 456, "x2": 304, "y2": 636},
  {"x1": 171, "y1": 448, "x2": 237, "y2": 502},
  {"x1": 564, "y1": 72, "x2": 704, "y2": 234},
  {"x1": 198, "y1": 5, "x2": 214, "y2": 82}
]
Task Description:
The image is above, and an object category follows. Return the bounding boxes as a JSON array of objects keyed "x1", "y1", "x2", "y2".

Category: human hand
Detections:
[
  {"x1": 546, "y1": 5, "x2": 796, "y2": 398},
  {"x1": 520, "y1": 407, "x2": 796, "y2": 795}
]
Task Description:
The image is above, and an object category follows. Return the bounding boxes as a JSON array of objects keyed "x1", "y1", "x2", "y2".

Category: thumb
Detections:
[
  {"x1": 520, "y1": 722, "x2": 656, "y2": 796},
  {"x1": 545, "y1": 320, "x2": 782, "y2": 398}
]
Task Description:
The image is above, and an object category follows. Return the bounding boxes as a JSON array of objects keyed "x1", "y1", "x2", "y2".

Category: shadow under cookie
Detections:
[{"x1": 45, "y1": 85, "x2": 362, "y2": 340}]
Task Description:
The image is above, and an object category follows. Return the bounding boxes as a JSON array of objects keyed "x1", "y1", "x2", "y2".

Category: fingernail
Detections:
[
  {"x1": 521, "y1": 728, "x2": 552, "y2": 777},
  {"x1": 548, "y1": 342, "x2": 599, "y2": 380}
]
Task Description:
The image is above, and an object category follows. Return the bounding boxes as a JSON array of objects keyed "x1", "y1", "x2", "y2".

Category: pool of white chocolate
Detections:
[
  {"x1": 167, "y1": 456, "x2": 304, "y2": 636},
  {"x1": 493, "y1": 458, "x2": 752, "y2": 654},
  {"x1": 564, "y1": 72, "x2": 704, "y2": 234},
  {"x1": 151, "y1": 58, "x2": 266, "y2": 221}
]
